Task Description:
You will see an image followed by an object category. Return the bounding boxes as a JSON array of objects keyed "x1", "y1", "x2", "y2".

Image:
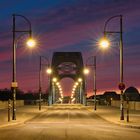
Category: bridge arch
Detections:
[{"x1": 48, "y1": 52, "x2": 86, "y2": 105}]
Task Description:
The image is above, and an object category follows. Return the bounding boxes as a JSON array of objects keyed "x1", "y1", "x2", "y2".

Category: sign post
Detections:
[{"x1": 118, "y1": 83, "x2": 125, "y2": 91}]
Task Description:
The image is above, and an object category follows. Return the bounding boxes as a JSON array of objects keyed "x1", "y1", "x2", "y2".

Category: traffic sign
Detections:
[{"x1": 118, "y1": 83, "x2": 125, "y2": 90}]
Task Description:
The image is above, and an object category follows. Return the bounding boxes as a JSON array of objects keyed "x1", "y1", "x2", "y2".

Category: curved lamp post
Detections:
[
  {"x1": 99, "y1": 15, "x2": 125, "y2": 120},
  {"x1": 85, "y1": 56, "x2": 97, "y2": 110},
  {"x1": 52, "y1": 77, "x2": 58, "y2": 104},
  {"x1": 39, "y1": 56, "x2": 51, "y2": 110},
  {"x1": 78, "y1": 78, "x2": 83, "y2": 104},
  {"x1": 11, "y1": 14, "x2": 36, "y2": 120},
  {"x1": 46, "y1": 66, "x2": 52, "y2": 106}
]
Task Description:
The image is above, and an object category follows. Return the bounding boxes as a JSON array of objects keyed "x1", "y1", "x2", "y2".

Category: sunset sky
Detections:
[{"x1": 0, "y1": 0, "x2": 140, "y2": 96}]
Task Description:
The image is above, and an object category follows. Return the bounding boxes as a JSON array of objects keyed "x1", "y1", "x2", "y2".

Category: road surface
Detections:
[{"x1": 0, "y1": 104, "x2": 140, "y2": 140}]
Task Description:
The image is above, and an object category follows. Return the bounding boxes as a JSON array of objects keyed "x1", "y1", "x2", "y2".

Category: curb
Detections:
[
  {"x1": 0, "y1": 121, "x2": 23, "y2": 128},
  {"x1": 87, "y1": 108, "x2": 140, "y2": 129}
]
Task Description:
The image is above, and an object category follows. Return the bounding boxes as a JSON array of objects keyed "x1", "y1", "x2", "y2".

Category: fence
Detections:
[
  {"x1": 0, "y1": 100, "x2": 24, "y2": 109},
  {"x1": 111, "y1": 100, "x2": 140, "y2": 110}
]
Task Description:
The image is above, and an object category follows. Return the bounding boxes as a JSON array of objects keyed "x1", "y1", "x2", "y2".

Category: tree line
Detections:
[{"x1": 0, "y1": 88, "x2": 48, "y2": 101}]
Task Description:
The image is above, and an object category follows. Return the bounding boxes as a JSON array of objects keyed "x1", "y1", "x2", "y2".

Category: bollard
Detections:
[
  {"x1": 126, "y1": 97, "x2": 129, "y2": 122},
  {"x1": 8, "y1": 99, "x2": 11, "y2": 122}
]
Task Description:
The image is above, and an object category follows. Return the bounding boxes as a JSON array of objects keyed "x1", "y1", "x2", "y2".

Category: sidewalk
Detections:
[
  {"x1": 0, "y1": 105, "x2": 47, "y2": 128},
  {"x1": 88, "y1": 105, "x2": 140, "y2": 129}
]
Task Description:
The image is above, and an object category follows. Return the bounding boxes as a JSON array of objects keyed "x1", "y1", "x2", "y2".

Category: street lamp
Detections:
[
  {"x1": 52, "y1": 77, "x2": 57, "y2": 104},
  {"x1": 46, "y1": 68, "x2": 52, "y2": 75},
  {"x1": 11, "y1": 14, "x2": 36, "y2": 120},
  {"x1": 26, "y1": 39, "x2": 36, "y2": 48},
  {"x1": 100, "y1": 15, "x2": 125, "y2": 120},
  {"x1": 78, "y1": 78, "x2": 82, "y2": 82},
  {"x1": 83, "y1": 67, "x2": 89, "y2": 105},
  {"x1": 83, "y1": 68, "x2": 90, "y2": 75},
  {"x1": 39, "y1": 56, "x2": 50, "y2": 110},
  {"x1": 46, "y1": 67, "x2": 52, "y2": 106},
  {"x1": 75, "y1": 82, "x2": 79, "y2": 86},
  {"x1": 99, "y1": 37, "x2": 110, "y2": 49},
  {"x1": 78, "y1": 78, "x2": 83, "y2": 104},
  {"x1": 52, "y1": 77, "x2": 57, "y2": 82},
  {"x1": 85, "y1": 56, "x2": 97, "y2": 110}
]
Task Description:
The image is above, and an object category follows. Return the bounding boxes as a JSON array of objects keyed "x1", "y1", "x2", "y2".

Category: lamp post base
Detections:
[
  {"x1": 120, "y1": 91, "x2": 124, "y2": 120},
  {"x1": 12, "y1": 88, "x2": 16, "y2": 120}
]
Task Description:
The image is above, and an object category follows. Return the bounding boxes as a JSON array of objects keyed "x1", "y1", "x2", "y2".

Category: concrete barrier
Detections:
[
  {"x1": 111, "y1": 100, "x2": 140, "y2": 110},
  {"x1": 0, "y1": 100, "x2": 24, "y2": 109}
]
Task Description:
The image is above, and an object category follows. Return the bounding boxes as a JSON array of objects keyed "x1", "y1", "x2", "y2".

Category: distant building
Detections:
[
  {"x1": 124, "y1": 86, "x2": 140, "y2": 101},
  {"x1": 102, "y1": 91, "x2": 120, "y2": 105},
  {"x1": 103, "y1": 91, "x2": 120, "y2": 100},
  {"x1": 87, "y1": 91, "x2": 120, "y2": 105}
]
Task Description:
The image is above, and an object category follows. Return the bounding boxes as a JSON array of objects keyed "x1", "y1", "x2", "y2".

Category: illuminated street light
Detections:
[
  {"x1": 52, "y1": 77, "x2": 57, "y2": 82},
  {"x1": 78, "y1": 78, "x2": 82, "y2": 82},
  {"x1": 26, "y1": 38, "x2": 36, "y2": 48},
  {"x1": 46, "y1": 68, "x2": 52, "y2": 74},
  {"x1": 99, "y1": 37, "x2": 110, "y2": 49},
  {"x1": 78, "y1": 78, "x2": 83, "y2": 104},
  {"x1": 72, "y1": 98, "x2": 75, "y2": 102},
  {"x1": 11, "y1": 14, "x2": 35, "y2": 120},
  {"x1": 59, "y1": 88, "x2": 62, "y2": 91},
  {"x1": 85, "y1": 56, "x2": 97, "y2": 108},
  {"x1": 56, "y1": 82, "x2": 59, "y2": 86},
  {"x1": 83, "y1": 68, "x2": 90, "y2": 75},
  {"x1": 52, "y1": 77, "x2": 57, "y2": 104},
  {"x1": 61, "y1": 95, "x2": 64, "y2": 99},
  {"x1": 101, "y1": 15, "x2": 125, "y2": 120},
  {"x1": 39, "y1": 56, "x2": 50, "y2": 111},
  {"x1": 75, "y1": 82, "x2": 79, "y2": 86},
  {"x1": 72, "y1": 87, "x2": 76, "y2": 91}
]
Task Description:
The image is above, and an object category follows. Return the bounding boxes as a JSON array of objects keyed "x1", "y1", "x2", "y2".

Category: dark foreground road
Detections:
[{"x1": 0, "y1": 104, "x2": 140, "y2": 140}]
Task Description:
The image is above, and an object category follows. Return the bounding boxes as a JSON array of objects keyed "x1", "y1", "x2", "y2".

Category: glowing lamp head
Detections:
[
  {"x1": 56, "y1": 82, "x2": 59, "y2": 86},
  {"x1": 78, "y1": 78, "x2": 82, "y2": 82},
  {"x1": 59, "y1": 88, "x2": 62, "y2": 92},
  {"x1": 52, "y1": 77, "x2": 57, "y2": 82},
  {"x1": 72, "y1": 88, "x2": 76, "y2": 92},
  {"x1": 26, "y1": 38, "x2": 36, "y2": 48},
  {"x1": 74, "y1": 85, "x2": 76, "y2": 88},
  {"x1": 99, "y1": 37, "x2": 110, "y2": 49},
  {"x1": 83, "y1": 68, "x2": 89, "y2": 75},
  {"x1": 75, "y1": 82, "x2": 79, "y2": 86},
  {"x1": 46, "y1": 68, "x2": 52, "y2": 74}
]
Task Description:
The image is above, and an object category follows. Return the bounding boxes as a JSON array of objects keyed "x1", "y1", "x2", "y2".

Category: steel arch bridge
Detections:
[{"x1": 48, "y1": 52, "x2": 86, "y2": 105}]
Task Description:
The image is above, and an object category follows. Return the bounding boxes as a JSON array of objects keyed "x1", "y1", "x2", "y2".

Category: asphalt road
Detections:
[{"x1": 0, "y1": 104, "x2": 140, "y2": 140}]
